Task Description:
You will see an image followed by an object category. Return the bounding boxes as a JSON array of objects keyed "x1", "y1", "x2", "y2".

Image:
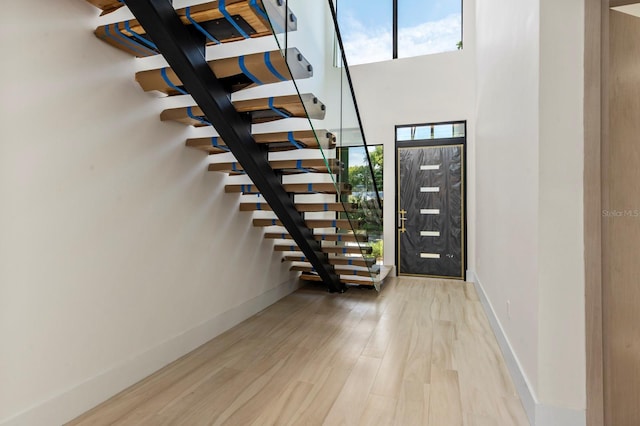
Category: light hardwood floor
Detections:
[{"x1": 68, "y1": 277, "x2": 529, "y2": 426}]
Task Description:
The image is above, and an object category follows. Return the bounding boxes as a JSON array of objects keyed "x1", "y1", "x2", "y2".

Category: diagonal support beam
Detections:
[{"x1": 125, "y1": 0, "x2": 344, "y2": 292}]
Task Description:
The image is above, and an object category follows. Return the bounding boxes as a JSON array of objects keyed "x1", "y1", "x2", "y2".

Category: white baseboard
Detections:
[
  {"x1": 472, "y1": 271, "x2": 586, "y2": 426},
  {"x1": 1, "y1": 278, "x2": 302, "y2": 426},
  {"x1": 472, "y1": 272, "x2": 537, "y2": 423}
]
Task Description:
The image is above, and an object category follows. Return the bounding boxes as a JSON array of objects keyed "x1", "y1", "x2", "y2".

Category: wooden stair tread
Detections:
[
  {"x1": 240, "y1": 202, "x2": 352, "y2": 212},
  {"x1": 93, "y1": 0, "x2": 294, "y2": 57},
  {"x1": 225, "y1": 182, "x2": 351, "y2": 195},
  {"x1": 253, "y1": 218, "x2": 355, "y2": 229},
  {"x1": 283, "y1": 255, "x2": 375, "y2": 267},
  {"x1": 291, "y1": 265, "x2": 375, "y2": 278},
  {"x1": 322, "y1": 245, "x2": 372, "y2": 254},
  {"x1": 299, "y1": 273, "x2": 376, "y2": 286},
  {"x1": 161, "y1": 94, "x2": 325, "y2": 126},
  {"x1": 273, "y1": 245, "x2": 371, "y2": 254},
  {"x1": 211, "y1": 158, "x2": 339, "y2": 175},
  {"x1": 84, "y1": 0, "x2": 125, "y2": 15},
  {"x1": 273, "y1": 244, "x2": 373, "y2": 254},
  {"x1": 136, "y1": 48, "x2": 311, "y2": 95},
  {"x1": 264, "y1": 232, "x2": 367, "y2": 242},
  {"x1": 186, "y1": 130, "x2": 336, "y2": 155},
  {"x1": 317, "y1": 265, "x2": 390, "y2": 290}
]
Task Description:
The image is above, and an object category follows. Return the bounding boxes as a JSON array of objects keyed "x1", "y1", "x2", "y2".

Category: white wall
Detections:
[
  {"x1": 0, "y1": 1, "x2": 302, "y2": 424},
  {"x1": 475, "y1": 0, "x2": 586, "y2": 424},
  {"x1": 537, "y1": 0, "x2": 585, "y2": 416},
  {"x1": 349, "y1": 0, "x2": 477, "y2": 273},
  {"x1": 474, "y1": 0, "x2": 541, "y2": 406}
]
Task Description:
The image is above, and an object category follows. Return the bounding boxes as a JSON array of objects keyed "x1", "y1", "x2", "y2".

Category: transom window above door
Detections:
[{"x1": 396, "y1": 122, "x2": 466, "y2": 141}]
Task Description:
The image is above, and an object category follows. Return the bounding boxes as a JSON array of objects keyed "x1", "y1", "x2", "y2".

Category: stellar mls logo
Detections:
[{"x1": 602, "y1": 209, "x2": 640, "y2": 217}]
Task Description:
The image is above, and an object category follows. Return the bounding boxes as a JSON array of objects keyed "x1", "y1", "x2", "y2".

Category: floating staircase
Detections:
[{"x1": 83, "y1": 0, "x2": 387, "y2": 291}]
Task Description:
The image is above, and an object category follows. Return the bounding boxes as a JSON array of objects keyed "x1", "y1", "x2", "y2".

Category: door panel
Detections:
[
  {"x1": 604, "y1": 10, "x2": 640, "y2": 426},
  {"x1": 397, "y1": 144, "x2": 464, "y2": 278}
]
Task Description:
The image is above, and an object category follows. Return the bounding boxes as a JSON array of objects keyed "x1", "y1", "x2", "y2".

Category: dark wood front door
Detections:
[{"x1": 397, "y1": 144, "x2": 465, "y2": 279}]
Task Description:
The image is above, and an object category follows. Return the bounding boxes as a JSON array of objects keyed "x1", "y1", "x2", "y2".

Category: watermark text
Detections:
[{"x1": 602, "y1": 209, "x2": 640, "y2": 217}]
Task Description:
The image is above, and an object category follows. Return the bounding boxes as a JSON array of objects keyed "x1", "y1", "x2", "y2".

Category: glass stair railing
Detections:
[
  {"x1": 259, "y1": 0, "x2": 385, "y2": 289},
  {"x1": 83, "y1": 0, "x2": 385, "y2": 291}
]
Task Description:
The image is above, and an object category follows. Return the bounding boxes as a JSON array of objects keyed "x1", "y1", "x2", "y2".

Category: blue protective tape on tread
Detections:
[
  {"x1": 338, "y1": 235, "x2": 342, "y2": 242},
  {"x1": 249, "y1": 0, "x2": 269, "y2": 23},
  {"x1": 282, "y1": 233, "x2": 286, "y2": 239},
  {"x1": 296, "y1": 160, "x2": 308, "y2": 173},
  {"x1": 113, "y1": 23, "x2": 156, "y2": 56},
  {"x1": 232, "y1": 163, "x2": 237, "y2": 172},
  {"x1": 238, "y1": 56, "x2": 263, "y2": 85},
  {"x1": 256, "y1": 203, "x2": 261, "y2": 211},
  {"x1": 187, "y1": 107, "x2": 211, "y2": 126},
  {"x1": 219, "y1": 0, "x2": 250, "y2": 39},
  {"x1": 103, "y1": 25, "x2": 123, "y2": 53},
  {"x1": 185, "y1": 7, "x2": 220, "y2": 44},
  {"x1": 307, "y1": 183, "x2": 313, "y2": 192},
  {"x1": 287, "y1": 132, "x2": 304, "y2": 149},
  {"x1": 297, "y1": 165, "x2": 312, "y2": 174},
  {"x1": 342, "y1": 248, "x2": 347, "y2": 254},
  {"x1": 160, "y1": 68, "x2": 188, "y2": 95},
  {"x1": 290, "y1": 246, "x2": 295, "y2": 251},
  {"x1": 116, "y1": 24, "x2": 152, "y2": 56},
  {"x1": 272, "y1": 219, "x2": 277, "y2": 226},
  {"x1": 268, "y1": 97, "x2": 291, "y2": 119},
  {"x1": 124, "y1": 21, "x2": 157, "y2": 50},
  {"x1": 104, "y1": 24, "x2": 146, "y2": 57},
  {"x1": 324, "y1": 203, "x2": 328, "y2": 211},
  {"x1": 211, "y1": 137, "x2": 230, "y2": 152},
  {"x1": 331, "y1": 220, "x2": 337, "y2": 227},
  {"x1": 348, "y1": 259, "x2": 353, "y2": 266},
  {"x1": 263, "y1": 51, "x2": 288, "y2": 82},
  {"x1": 249, "y1": 0, "x2": 284, "y2": 33}
]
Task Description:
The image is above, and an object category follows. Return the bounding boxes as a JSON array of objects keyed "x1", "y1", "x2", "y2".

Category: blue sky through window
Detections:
[
  {"x1": 337, "y1": 0, "x2": 462, "y2": 65},
  {"x1": 337, "y1": 1, "x2": 393, "y2": 64}
]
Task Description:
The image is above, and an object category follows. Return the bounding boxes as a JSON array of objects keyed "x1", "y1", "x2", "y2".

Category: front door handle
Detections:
[{"x1": 398, "y1": 209, "x2": 407, "y2": 233}]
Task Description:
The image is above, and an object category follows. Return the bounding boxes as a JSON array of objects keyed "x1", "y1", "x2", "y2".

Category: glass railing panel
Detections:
[{"x1": 260, "y1": 0, "x2": 384, "y2": 286}]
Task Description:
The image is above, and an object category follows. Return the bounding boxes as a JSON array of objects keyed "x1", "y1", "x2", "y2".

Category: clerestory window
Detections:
[{"x1": 336, "y1": 0, "x2": 463, "y2": 66}]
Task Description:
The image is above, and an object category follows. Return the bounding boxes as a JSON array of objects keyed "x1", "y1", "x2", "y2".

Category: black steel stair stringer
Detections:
[{"x1": 125, "y1": 0, "x2": 344, "y2": 292}]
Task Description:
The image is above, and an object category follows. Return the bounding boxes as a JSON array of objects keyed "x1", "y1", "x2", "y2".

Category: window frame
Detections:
[
  {"x1": 335, "y1": 0, "x2": 465, "y2": 66},
  {"x1": 393, "y1": 0, "x2": 464, "y2": 60}
]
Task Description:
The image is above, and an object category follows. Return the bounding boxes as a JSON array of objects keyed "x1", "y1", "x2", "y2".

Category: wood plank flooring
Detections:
[{"x1": 67, "y1": 277, "x2": 529, "y2": 426}]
